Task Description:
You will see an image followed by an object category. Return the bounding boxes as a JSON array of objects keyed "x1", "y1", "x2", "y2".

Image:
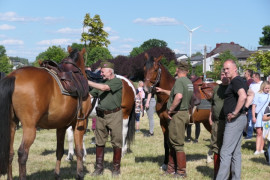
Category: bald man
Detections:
[{"x1": 216, "y1": 59, "x2": 248, "y2": 179}]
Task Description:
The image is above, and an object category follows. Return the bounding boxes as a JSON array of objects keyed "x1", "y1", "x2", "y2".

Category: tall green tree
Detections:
[
  {"x1": 0, "y1": 45, "x2": 12, "y2": 73},
  {"x1": 86, "y1": 46, "x2": 112, "y2": 66},
  {"x1": 71, "y1": 43, "x2": 84, "y2": 51},
  {"x1": 34, "y1": 46, "x2": 68, "y2": 66},
  {"x1": 244, "y1": 51, "x2": 270, "y2": 76},
  {"x1": 129, "y1": 47, "x2": 144, "y2": 57},
  {"x1": 140, "y1": 39, "x2": 167, "y2": 51},
  {"x1": 259, "y1": 25, "x2": 270, "y2": 46},
  {"x1": 81, "y1": 13, "x2": 110, "y2": 48}
]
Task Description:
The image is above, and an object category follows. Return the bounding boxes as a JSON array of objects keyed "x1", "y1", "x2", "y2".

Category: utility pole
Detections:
[{"x1": 203, "y1": 45, "x2": 207, "y2": 80}]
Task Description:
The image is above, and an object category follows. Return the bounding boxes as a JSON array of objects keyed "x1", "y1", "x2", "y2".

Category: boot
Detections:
[
  {"x1": 163, "y1": 148, "x2": 176, "y2": 175},
  {"x1": 175, "y1": 151, "x2": 187, "y2": 178},
  {"x1": 213, "y1": 153, "x2": 220, "y2": 180},
  {"x1": 91, "y1": 146, "x2": 104, "y2": 176},
  {"x1": 112, "y1": 147, "x2": 122, "y2": 177}
]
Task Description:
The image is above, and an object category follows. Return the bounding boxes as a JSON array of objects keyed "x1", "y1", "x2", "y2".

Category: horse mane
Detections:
[
  {"x1": 68, "y1": 49, "x2": 80, "y2": 62},
  {"x1": 145, "y1": 56, "x2": 155, "y2": 70}
]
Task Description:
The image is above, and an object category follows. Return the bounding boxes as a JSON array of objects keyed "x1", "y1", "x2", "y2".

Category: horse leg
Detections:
[
  {"x1": 66, "y1": 126, "x2": 74, "y2": 161},
  {"x1": 82, "y1": 135, "x2": 87, "y2": 162},
  {"x1": 122, "y1": 118, "x2": 129, "y2": 156},
  {"x1": 18, "y1": 127, "x2": 36, "y2": 180},
  {"x1": 202, "y1": 121, "x2": 212, "y2": 133},
  {"x1": 7, "y1": 120, "x2": 17, "y2": 180},
  {"x1": 54, "y1": 128, "x2": 66, "y2": 179},
  {"x1": 74, "y1": 123, "x2": 86, "y2": 180}
]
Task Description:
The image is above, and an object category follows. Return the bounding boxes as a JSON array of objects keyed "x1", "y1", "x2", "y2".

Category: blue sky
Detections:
[{"x1": 0, "y1": 0, "x2": 269, "y2": 62}]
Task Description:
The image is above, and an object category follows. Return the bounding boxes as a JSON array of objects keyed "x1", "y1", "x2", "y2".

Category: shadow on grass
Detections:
[
  {"x1": 242, "y1": 140, "x2": 256, "y2": 151},
  {"x1": 250, "y1": 156, "x2": 268, "y2": 165},
  {"x1": 13, "y1": 164, "x2": 89, "y2": 180},
  {"x1": 134, "y1": 153, "x2": 206, "y2": 166},
  {"x1": 196, "y1": 165, "x2": 212, "y2": 178}
]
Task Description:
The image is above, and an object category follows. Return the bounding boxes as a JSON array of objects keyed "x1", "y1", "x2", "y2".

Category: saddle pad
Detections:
[{"x1": 197, "y1": 99, "x2": 211, "y2": 110}]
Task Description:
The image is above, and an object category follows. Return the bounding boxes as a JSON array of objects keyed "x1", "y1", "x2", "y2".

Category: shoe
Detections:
[
  {"x1": 264, "y1": 151, "x2": 269, "y2": 162},
  {"x1": 260, "y1": 150, "x2": 265, "y2": 154},
  {"x1": 146, "y1": 132, "x2": 154, "y2": 137},
  {"x1": 185, "y1": 138, "x2": 191, "y2": 143},
  {"x1": 254, "y1": 151, "x2": 260, "y2": 155},
  {"x1": 136, "y1": 130, "x2": 140, "y2": 133},
  {"x1": 193, "y1": 139, "x2": 198, "y2": 143},
  {"x1": 244, "y1": 136, "x2": 252, "y2": 140}
]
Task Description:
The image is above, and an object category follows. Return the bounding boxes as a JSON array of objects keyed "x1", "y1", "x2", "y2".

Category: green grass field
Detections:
[{"x1": 2, "y1": 114, "x2": 270, "y2": 180}]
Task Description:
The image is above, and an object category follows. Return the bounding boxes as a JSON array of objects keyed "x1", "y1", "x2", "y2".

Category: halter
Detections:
[{"x1": 149, "y1": 66, "x2": 162, "y2": 94}]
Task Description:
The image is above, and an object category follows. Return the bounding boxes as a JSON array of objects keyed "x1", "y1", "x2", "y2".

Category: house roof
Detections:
[{"x1": 207, "y1": 42, "x2": 249, "y2": 57}]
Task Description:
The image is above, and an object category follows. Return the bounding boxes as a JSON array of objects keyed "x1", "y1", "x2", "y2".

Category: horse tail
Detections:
[
  {"x1": 0, "y1": 76, "x2": 15, "y2": 175},
  {"x1": 126, "y1": 103, "x2": 136, "y2": 147}
]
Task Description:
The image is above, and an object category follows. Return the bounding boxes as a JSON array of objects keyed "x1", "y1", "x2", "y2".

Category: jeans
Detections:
[{"x1": 246, "y1": 108, "x2": 254, "y2": 138}]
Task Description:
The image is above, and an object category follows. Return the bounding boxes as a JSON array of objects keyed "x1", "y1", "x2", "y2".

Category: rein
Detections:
[{"x1": 149, "y1": 66, "x2": 162, "y2": 94}]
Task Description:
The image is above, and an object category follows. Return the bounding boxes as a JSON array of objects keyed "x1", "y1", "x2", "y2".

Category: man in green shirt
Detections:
[
  {"x1": 88, "y1": 61, "x2": 123, "y2": 177},
  {"x1": 209, "y1": 71, "x2": 229, "y2": 179},
  {"x1": 156, "y1": 61, "x2": 193, "y2": 178}
]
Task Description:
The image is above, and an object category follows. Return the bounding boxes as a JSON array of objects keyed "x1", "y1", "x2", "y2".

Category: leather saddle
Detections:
[{"x1": 40, "y1": 59, "x2": 89, "y2": 100}]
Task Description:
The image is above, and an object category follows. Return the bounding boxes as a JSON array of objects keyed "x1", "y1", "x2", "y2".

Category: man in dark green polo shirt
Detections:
[
  {"x1": 166, "y1": 61, "x2": 193, "y2": 178},
  {"x1": 88, "y1": 61, "x2": 123, "y2": 177},
  {"x1": 156, "y1": 61, "x2": 193, "y2": 178}
]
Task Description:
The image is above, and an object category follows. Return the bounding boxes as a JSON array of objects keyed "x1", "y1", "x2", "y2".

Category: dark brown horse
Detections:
[
  {"x1": 143, "y1": 53, "x2": 217, "y2": 170},
  {"x1": 0, "y1": 48, "x2": 91, "y2": 179}
]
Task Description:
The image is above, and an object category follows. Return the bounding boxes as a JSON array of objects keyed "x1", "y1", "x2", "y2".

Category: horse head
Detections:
[
  {"x1": 143, "y1": 53, "x2": 163, "y2": 94},
  {"x1": 67, "y1": 47, "x2": 87, "y2": 78}
]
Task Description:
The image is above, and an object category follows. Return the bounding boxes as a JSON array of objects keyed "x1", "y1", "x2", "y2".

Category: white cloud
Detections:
[
  {"x1": 175, "y1": 41, "x2": 187, "y2": 45},
  {"x1": 0, "y1": 24, "x2": 16, "y2": 30},
  {"x1": 0, "y1": 34, "x2": 6, "y2": 38},
  {"x1": 0, "y1": 12, "x2": 39, "y2": 22},
  {"x1": 56, "y1": 27, "x2": 82, "y2": 34},
  {"x1": 0, "y1": 39, "x2": 24, "y2": 45},
  {"x1": 133, "y1": 17, "x2": 180, "y2": 26},
  {"x1": 104, "y1": 27, "x2": 112, "y2": 32},
  {"x1": 44, "y1": 16, "x2": 65, "y2": 23},
  {"x1": 37, "y1": 39, "x2": 73, "y2": 46},
  {"x1": 109, "y1": 36, "x2": 120, "y2": 41}
]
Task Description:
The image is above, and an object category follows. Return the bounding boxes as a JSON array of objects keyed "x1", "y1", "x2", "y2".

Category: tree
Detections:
[
  {"x1": 259, "y1": 25, "x2": 270, "y2": 46},
  {"x1": 87, "y1": 46, "x2": 113, "y2": 66},
  {"x1": 129, "y1": 47, "x2": 144, "y2": 57},
  {"x1": 140, "y1": 39, "x2": 167, "y2": 51},
  {"x1": 0, "y1": 45, "x2": 12, "y2": 73},
  {"x1": 81, "y1": 13, "x2": 110, "y2": 48},
  {"x1": 71, "y1": 43, "x2": 84, "y2": 51},
  {"x1": 194, "y1": 64, "x2": 203, "y2": 77},
  {"x1": 192, "y1": 52, "x2": 202, "y2": 57},
  {"x1": 35, "y1": 46, "x2": 68, "y2": 65},
  {"x1": 244, "y1": 51, "x2": 270, "y2": 76}
]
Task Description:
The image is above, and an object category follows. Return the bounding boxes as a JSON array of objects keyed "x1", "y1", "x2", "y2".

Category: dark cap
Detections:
[
  {"x1": 178, "y1": 61, "x2": 189, "y2": 71},
  {"x1": 100, "y1": 61, "x2": 114, "y2": 69}
]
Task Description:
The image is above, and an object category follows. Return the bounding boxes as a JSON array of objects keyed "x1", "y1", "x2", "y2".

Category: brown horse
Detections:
[
  {"x1": 143, "y1": 53, "x2": 217, "y2": 170},
  {"x1": 0, "y1": 48, "x2": 91, "y2": 179}
]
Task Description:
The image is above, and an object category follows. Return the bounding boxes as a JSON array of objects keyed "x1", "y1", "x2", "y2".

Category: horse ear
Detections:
[
  {"x1": 144, "y1": 53, "x2": 149, "y2": 60},
  {"x1": 38, "y1": 59, "x2": 42, "y2": 65},
  {"x1": 81, "y1": 48, "x2": 86, "y2": 55},
  {"x1": 67, "y1": 46, "x2": 72, "y2": 53},
  {"x1": 155, "y1": 55, "x2": 163, "y2": 63}
]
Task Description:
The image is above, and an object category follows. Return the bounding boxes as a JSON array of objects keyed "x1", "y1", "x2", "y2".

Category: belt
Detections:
[{"x1": 103, "y1": 107, "x2": 121, "y2": 115}]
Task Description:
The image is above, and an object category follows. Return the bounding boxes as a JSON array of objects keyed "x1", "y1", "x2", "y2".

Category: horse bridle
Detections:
[{"x1": 149, "y1": 66, "x2": 162, "y2": 94}]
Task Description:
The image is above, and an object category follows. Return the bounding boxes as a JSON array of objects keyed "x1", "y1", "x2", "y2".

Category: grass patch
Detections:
[{"x1": 4, "y1": 114, "x2": 270, "y2": 180}]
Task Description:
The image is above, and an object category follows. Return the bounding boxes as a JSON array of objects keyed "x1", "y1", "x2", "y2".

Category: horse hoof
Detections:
[
  {"x1": 65, "y1": 153, "x2": 73, "y2": 162},
  {"x1": 160, "y1": 164, "x2": 167, "y2": 171}
]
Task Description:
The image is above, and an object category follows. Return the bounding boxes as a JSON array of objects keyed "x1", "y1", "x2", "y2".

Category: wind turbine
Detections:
[{"x1": 183, "y1": 24, "x2": 202, "y2": 58}]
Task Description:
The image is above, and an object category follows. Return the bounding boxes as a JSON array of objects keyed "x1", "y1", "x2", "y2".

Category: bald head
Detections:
[{"x1": 223, "y1": 59, "x2": 238, "y2": 79}]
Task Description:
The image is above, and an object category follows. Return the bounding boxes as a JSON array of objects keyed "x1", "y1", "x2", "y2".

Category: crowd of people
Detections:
[{"x1": 83, "y1": 59, "x2": 270, "y2": 178}]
